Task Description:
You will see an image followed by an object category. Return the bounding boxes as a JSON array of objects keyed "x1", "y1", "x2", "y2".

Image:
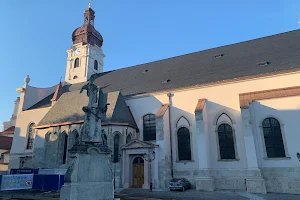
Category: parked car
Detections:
[{"x1": 169, "y1": 178, "x2": 191, "y2": 191}]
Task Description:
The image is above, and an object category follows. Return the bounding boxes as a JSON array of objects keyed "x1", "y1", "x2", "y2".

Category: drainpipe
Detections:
[{"x1": 167, "y1": 93, "x2": 174, "y2": 178}]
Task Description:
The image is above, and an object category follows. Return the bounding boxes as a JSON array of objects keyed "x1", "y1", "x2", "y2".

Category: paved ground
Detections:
[
  {"x1": 0, "y1": 189, "x2": 299, "y2": 200},
  {"x1": 119, "y1": 188, "x2": 300, "y2": 200}
]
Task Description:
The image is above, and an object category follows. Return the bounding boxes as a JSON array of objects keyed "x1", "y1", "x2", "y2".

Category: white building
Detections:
[{"x1": 4, "y1": 5, "x2": 300, "y2": 194}]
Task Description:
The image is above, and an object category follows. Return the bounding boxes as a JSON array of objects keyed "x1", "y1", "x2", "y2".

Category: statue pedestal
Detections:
[{"x1": 60, "y1": 144, "x2": 114, "y2": 200}]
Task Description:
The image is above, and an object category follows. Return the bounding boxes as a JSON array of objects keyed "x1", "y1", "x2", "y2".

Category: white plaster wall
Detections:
[
  {"x1": 23, "y1": 85, "x2": 57, "y2": 110},
  {"x1": 126, "y1": 72, "x2": 300, "y2": 171},
  {"x1": 65, "y1": 44, "x2": 104, "y2": 84},
  {"x1": 10, "y1": 108, "x2": 50, "y2": 155},
  {"x1": 2, "y1": 121, "x2": 11, "y2": 132},
  {"x1": 251, "y1": 96, "x2": 300, "y2": 168},
  {"x1": 126, "y1": 95, "x2": 168, "y2": 141}
]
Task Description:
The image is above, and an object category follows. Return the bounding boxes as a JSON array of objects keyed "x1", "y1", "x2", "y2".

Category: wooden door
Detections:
[{"x1": 132, "y1": 157, "x2": 144, "y2": 188}]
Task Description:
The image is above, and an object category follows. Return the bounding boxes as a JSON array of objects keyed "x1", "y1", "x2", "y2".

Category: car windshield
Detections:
[{"x1": 171, "y1": 178, "x2": 181, "y2": 182}]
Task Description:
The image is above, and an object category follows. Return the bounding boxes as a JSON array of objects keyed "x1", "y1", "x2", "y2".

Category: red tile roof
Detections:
[
  {"x1": 0, "y1": 126, "x2": 15, "y2": 135},
  {"x1": 51, "y1": 81, "x2": 63, "y2": 102},
  {"x1": 0, "y1": 136, "x2": 13, "y2": 150},
  {"x1": 239, "y1": 86, "x2": 300, "y2": 108},
  {"x1": 156, "y1": 104, "x2": 169, "y2": 118},
  {"x1": 195, "y1": 99, "x2": 206, "y2": 113}
]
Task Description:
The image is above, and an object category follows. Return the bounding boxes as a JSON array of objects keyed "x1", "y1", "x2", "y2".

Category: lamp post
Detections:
[
  {"x1": 143, "y1": 151, "x2": 156, "y2": 192},
  {"x1": 297, "y1": 152, "x2": 300, "y2": 162},
  {"x1": 110, "y1": 153, "x2": 122, "y2": 190}
]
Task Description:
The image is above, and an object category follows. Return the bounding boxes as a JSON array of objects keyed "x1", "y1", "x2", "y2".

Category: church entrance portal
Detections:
[{"x1": 132, "y1": 157, "x2": 144, "y2": 188}]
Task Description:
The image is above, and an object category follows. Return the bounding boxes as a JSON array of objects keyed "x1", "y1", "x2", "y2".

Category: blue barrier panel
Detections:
[
  {"x1": 10, "y1": 169, "x2": 39, "y2": 175},
  {"x1": 32, "y1": 175, "x2": 44, "y2": 190},
  {"x1": 43, "y1": 175, "x2": 60, "y2": 191},
  {"x1": 59, "y1": 175, "x2": 64, "y2": 189}
]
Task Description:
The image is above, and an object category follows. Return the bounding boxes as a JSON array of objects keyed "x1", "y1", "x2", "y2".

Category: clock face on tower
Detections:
[
  {"x1": 85, "y1": 16, "x2": 89, "y2": 24},
  {"x1": 75, "y1": 48, "x2": 81, "y2": 55}
]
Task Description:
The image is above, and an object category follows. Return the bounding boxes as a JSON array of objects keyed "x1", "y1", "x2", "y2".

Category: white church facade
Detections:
[{"x1": 4, "y1": 5, "x2": 300, "y2": 194}]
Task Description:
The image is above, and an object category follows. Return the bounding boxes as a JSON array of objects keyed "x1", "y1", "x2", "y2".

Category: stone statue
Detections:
[
  {"x1": 60, "y1": 73, "x2": 114, "y2": 200},
  {"x1": 79, "y1": 74, "x2": 109, "y2": 144}
]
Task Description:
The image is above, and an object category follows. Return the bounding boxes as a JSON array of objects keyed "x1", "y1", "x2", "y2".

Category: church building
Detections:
[{"x1": 5, "y1": 5, "x2": 300, "y2": 194}]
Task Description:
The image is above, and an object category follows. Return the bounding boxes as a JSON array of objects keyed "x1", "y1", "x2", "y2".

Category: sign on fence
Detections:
[{"x1": 1, "y1": 174, "x2": 33, "y2": 191}]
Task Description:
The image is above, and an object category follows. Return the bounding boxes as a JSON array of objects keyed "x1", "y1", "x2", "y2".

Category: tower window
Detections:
[
  {"x1": 73, "y1": 75, "x2": 78, "y2": 79},
  {"x1": 74, "y1": 58, "x2": 80, "y2": 68},
  {"x1": 94, "y1": 60, "x2": 98, "y2": 70}
]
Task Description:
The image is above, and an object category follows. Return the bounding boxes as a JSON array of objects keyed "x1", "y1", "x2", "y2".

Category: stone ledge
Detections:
[{"x1": 263, "y1": 157, "x2": 291, "y2": 160}]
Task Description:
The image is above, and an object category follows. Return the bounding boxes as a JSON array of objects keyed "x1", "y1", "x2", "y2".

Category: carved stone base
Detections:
[
  {"x1": 60, "y1": 182, "x2": 114, "y2": 200},
  {"x1": 60, "y1": 144, "x2": 113, "y2": 200}
]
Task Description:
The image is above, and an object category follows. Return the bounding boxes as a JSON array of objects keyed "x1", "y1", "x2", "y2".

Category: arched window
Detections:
[
  {"x1": 94, "y1": 60, "x2": 98, "y2": 70},
  {"x1": 62, "y1": 134, "x2": 68, "y2": 164},
  {"x1": 26, "y1": 123, "x2": 35, "y2": 150},
  {"x1": 126, "y1": 134, "x2": 132, "y2": 144},
  {"x1": 177, "y1": 127, "x2": 191, "y2": 160},
  {"x1": 218, "y1": 124, "x2": 236, "y2": 159},
  {"x1": 113, "y1": 134, "x2": 120, "y2": 162},
  {"x1": 143, "y1": 114, "x2": 156, "y2": 141},
  {"x1": 74, "y1": 58, "x2": 79, "y2": 68},
  {"x1": 73, "y1": 75, "x2": 78, "y2": 79},
  {"x1": 262, "y1": 118, "x2": 285, "y2": 158}
]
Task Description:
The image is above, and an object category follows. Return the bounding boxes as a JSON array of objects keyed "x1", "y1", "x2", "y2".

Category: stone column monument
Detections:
[{"x1": 60, "y1": 74, "x2": 114, "y2": 200}]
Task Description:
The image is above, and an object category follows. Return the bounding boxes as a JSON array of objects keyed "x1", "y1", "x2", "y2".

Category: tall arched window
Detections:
[
  {"x1": 143, "y1": 114, "x2": 156, "y2": 141},
  {"x1": 177, "y1": 127, "x2": 191, "y2": 160},
  {"x1": 94, "y1": 60, "x2": 98, "y2": 70},
  {"x1": 262, "y1": 118, "x2": 286, "y2": 158},
  {"x1": 74, "y1": 58, "x2": 79, "y2": 68},
  {"x1": 62, "y1": 133, "x2": 68, "y2": 164},
  {"x1": 113, "y1": 134, "x2": 120, "y2": 162},
  {"x1": 218, "y1": 124, "x2": 236, "y2": 159},
  {"x1": 26, "y1": 123, "x2": 35, "y2": 150}
]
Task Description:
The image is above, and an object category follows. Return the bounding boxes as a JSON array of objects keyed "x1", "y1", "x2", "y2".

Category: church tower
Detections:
[{"x1": 65, "y1": 4, "x2": 104, "y2": 84}]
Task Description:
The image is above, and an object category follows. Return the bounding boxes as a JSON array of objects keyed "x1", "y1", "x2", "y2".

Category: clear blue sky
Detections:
[{"x1": 0, "y1": 0, "x2": 299, "y2": 126}]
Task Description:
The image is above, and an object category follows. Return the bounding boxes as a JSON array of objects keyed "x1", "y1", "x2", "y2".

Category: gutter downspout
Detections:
[{"x1": 167, "y1": 93, "x2": 174, "y2": 178}]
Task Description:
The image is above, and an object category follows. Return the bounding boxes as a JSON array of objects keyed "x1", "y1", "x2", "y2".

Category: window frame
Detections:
[
  {"x1": 94, "y1": 60, "x2": 98, "y2": 71},
  {"x1": 113, "y1": 133, "x2": 120, "y2": 163},
  {"x1": 216, "y1": 123, "x2": 238, "y2": 160},
  {"x1": 26, "y1": 123, "x2": 36, "y2": 150},
  {"x1": 74, "y1": 58, "x2": 80, "y2": 68},
  {"x1": 176, "y1": 126, "x2": 193, "y2": 162},
  {"x1": 259, "y1": 116, "x2": 290, "y2": 160},
  {"x1": 142, "y1": 114, "x2": 156, "y2": 141}
]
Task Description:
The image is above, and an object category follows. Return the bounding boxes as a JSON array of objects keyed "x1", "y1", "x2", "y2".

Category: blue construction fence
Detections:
[{"x1": 1, "y1": 168, "x2": 65, "y2": 191}]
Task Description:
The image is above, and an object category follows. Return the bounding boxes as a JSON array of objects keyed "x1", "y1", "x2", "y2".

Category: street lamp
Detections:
[
  {"x1": 110, "y1": 153, "x2": 122, "y2": 190},
  {"x1": 143, "y1": 151, "x2": 156, "y2": 192},
  {"x1": 297, "y1": 152, "x2": 300, "y2": 162}
]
